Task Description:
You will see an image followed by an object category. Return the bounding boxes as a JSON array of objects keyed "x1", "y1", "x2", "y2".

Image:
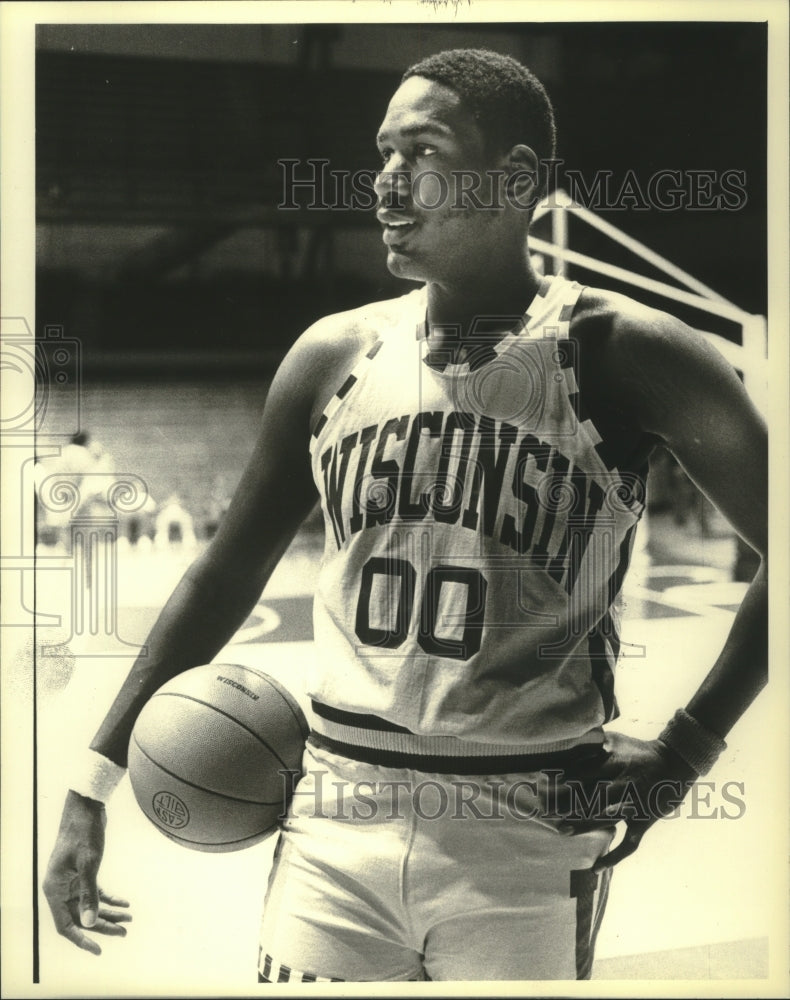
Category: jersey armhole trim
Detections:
[{"x1": 309, "y1": 339, "x2": 384, "y2": 455}]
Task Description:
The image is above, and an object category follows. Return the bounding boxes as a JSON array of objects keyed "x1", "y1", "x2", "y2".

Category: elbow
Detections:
[{"x1": 739, "y1": 550, "x2": 767, "y2": 590}]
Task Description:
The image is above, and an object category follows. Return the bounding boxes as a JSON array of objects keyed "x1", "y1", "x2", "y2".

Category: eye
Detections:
[
  {"x1": 378, "y1": 147, "x2": 393, "y2": 165},
  {"x1": 416, "y1": 144, "x2": 437, "y2": 158}
]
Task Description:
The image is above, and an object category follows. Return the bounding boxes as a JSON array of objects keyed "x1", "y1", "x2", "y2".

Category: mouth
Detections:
[{"x1": 377, "y1": 214, "x2": 418, "y2": 247}]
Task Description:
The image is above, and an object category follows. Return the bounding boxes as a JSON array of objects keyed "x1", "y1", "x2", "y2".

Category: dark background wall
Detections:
[{"x1": 36, "y1": 22, "x2": 767, "y2": 372}]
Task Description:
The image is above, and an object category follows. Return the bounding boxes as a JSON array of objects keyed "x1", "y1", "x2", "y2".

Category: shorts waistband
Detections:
[{"x1": 309, "y1": 701, "x2": 606, "y2": 775}]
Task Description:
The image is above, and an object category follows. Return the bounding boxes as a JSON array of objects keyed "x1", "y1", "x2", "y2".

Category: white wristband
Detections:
[
  {"x1": 658, "y1": 708, "x2": 727, "y2": 776},
  {"x1": 69, "y1": 750, "x2": 126, "y2": 803}
]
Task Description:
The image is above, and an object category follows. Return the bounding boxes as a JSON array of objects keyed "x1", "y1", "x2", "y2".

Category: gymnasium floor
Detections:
[{"x1": 31, "y1": 511, "x2": 775, "y2": 995}]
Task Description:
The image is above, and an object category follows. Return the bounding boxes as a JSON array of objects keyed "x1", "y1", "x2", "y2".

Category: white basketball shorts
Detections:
[{"x1": 258, "y1": 735, "x2": 614, "y2": 982}]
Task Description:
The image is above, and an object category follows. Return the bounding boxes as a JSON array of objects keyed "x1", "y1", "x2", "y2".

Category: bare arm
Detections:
[
  {"x1": 616, "y1": 308, "x2": 767, "y2": 736},
  {"x1": 563, "y1": 302, "x2": 767, "y2": 867},
  {"x1": 91, "y1": 343, "x2": 320, "y2": 765},
  {"x1": 43, "y1": 321, "x2": 335, "y2": 951}
]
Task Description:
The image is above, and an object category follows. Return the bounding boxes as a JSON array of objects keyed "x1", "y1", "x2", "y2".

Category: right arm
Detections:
[
  {"x1": 90, "y1": 342, "x2": 322, "y2": 766},
  {"x1": 43, "y1": 321, "x2": 337, "y2": 952}
]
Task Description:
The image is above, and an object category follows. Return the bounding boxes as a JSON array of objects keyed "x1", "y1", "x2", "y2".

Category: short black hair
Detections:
[{"x1": 402, "y1": 48, "x2": 556, "y2": 192}]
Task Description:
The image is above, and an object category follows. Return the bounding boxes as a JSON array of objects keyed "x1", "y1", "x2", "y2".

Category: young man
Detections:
[{"x1": 44, "y1": 49, "x2": 767, "y2": 982}]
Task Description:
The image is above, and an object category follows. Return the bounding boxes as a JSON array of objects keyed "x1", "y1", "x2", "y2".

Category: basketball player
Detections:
[{"x1": 44, "y1": 50, "x2": 767, "y2": 981}]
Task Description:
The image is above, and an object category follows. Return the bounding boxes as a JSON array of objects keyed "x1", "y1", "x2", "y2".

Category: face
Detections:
[{"x1": 374, "y1": 76, "x2": 511, "y2": 286}]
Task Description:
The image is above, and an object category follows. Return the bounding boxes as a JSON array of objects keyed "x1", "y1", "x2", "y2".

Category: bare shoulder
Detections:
[
  {"x1": 574, "y1": 286, "x2": 699, "y2": 351},
  {"x1": 274, "y1": 292, "x2": 417, "y2": 427},
  {"x1": 573, "y1": 286, "x2": 765, "y2": 557},
  {"x1": 295, "y1": 294, "x2": 413, "y2": 357},
  {"x1": 573, "y1": 287, "x2": 742, "y2": 421},
  {"x1": 568, "y1": 283, "x2": 765, "y2": 447},
  {"x1": 573, "y1": 285, "x2": 743, "y2": 373}
]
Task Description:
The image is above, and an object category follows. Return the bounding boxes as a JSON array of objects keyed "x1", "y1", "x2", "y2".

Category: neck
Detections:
[
  {"x1": 424, "y1": 260, "x2": 543, "y2": 363},
  {"x1": 426, "y1": 257, "x2": 540, "y2": 328}
]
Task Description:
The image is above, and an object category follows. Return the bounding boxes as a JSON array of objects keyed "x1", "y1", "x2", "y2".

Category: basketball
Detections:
[{"x1": 127, "y1": 663, "x2": 309, "y2": 852}]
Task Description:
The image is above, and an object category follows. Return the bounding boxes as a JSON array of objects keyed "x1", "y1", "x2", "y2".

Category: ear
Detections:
[{"x1": 504, "y1": 144, "x2": 540, "y2": 208}]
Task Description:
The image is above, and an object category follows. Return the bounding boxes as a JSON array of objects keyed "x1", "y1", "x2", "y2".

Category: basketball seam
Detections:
[
  {"x1": 152, "y1": 690, "x2": 292, "y2": 771},
  {"x1": 160, "y1": 824, "x2": 278, "y2": 848},
  {"x1": 221, "y1": 663, "x2": 310, "y2": 740},
  {"x1": 131, "y1": 734, "x2": 286, "y2": 806}
]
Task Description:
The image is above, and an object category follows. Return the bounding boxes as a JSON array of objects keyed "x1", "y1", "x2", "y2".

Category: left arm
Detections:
[
  {"x1": 624, "y1": 308, "x2": 767, "y2": 736},
  {"x1": 566, "y1": 305, "x2": 767, "y2": 868}
]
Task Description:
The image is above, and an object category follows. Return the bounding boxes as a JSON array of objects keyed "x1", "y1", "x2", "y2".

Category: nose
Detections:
[{"x1": 374, "y1": 156, "x2": 411, "y2": 207}]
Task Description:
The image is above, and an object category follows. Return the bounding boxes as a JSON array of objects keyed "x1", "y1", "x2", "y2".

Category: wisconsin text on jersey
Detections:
[{"x1": 317, "y1": 409, "x2": 642, "y2": 590}]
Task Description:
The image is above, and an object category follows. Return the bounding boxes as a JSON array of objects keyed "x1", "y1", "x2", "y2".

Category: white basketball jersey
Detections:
[{"x1": 308, "y1": 276, "x2": 645, "y2": 751}]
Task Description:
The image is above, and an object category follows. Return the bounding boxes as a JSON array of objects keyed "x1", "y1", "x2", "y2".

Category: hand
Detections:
[
  {"x1": 553, "y1": 731, "x2": 698, "y2": 873},
  {"x1": 43, "y1": 790, "x2": 132, "y2": 955}
]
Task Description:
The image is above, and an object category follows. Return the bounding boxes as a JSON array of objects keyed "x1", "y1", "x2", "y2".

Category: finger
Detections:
[
  {"x1": 59, "y1": 917, "x2": 103, "y2": 956},
  {"x1": 563, "y1": 803, "x2": 651, "y2": 831},
  {"x1": 89, "y1": 916, "x2": 129, "y2": 937},
  {"x1": 98, "y1": 889, "x2": 130, "y2": 908},
  {"x1": 77, "y1": 850, "x2": 101, "y2": 927},
  {"x1": 97, "y1": 906, "x2": 133, "y2": 924},
  {"x1": 557, "y1": 817, "x2": 619, "y2": 835},
  {"x1": 592, "y1": 826, "x2": 644, "y2": 873},
  {"x1": 46, "y1": 890, "x2": 74, "y2": 933},
  {"x1": 562, "y1": 750, "x2": 613, "y2": 781}
]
